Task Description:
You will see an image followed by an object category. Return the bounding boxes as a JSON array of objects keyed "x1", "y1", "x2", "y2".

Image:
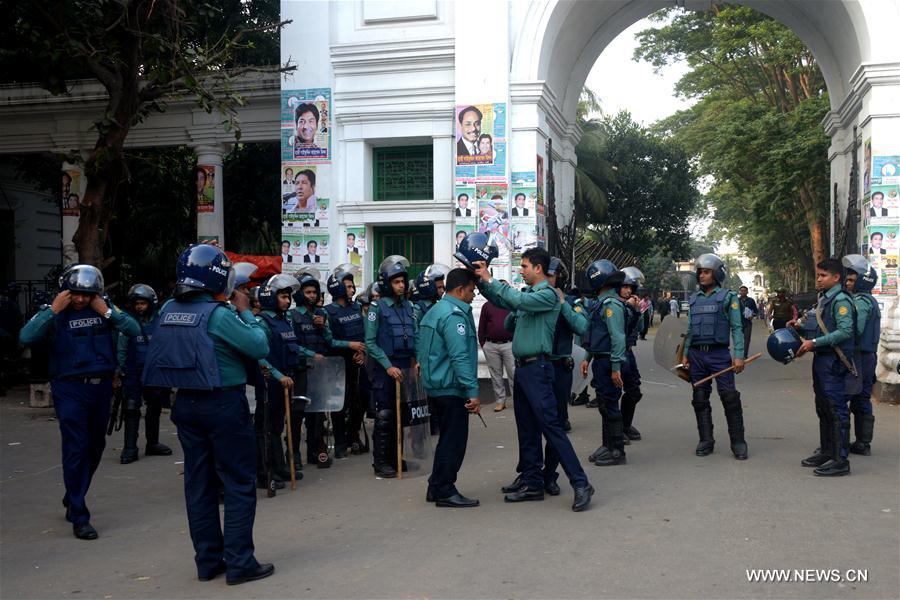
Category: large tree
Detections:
[
  {"x1": 636, "y1": 4, "x2": 829, "y2": 290},
  {"x1": 1, "y1": 0, "x2": 285, "y2": 267}
]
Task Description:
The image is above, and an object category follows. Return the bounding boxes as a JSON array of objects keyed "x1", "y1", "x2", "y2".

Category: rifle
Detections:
[{"x1": 107, "y1": 385, "x2": 124, "y2": 436}]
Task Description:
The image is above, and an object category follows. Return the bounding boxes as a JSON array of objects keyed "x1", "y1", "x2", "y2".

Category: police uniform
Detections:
[
  {"x1": 116, "y1": 306, "x2": 173, "y2": 463},
  {"x1": 324, "y1": 298, "x2": 367, "y2": 455},
  {"x1": 799, "y1": 283, "x2": 856, "y2": 475},
  {"x1": 621, "y1": 299, "x2": 644, "y2": 441},
  {"x1": 582, "y1": 289, "x2": 628, "y2": 465},
  {"x1": 848, "y1": 289, "x2": 880, "y2": 455},
  {"x1": 479, "y1": 278, "x2": 592, "y2": 506},
  {"x1": 419, "y1": 294, "x2": 480, "y2": 506},
  {"x1": 291, "y1": 303, "x2": 348, "y2": 467},
  {"x1": 684, "y1": 286, "x2": 746, "y2": 459},
  {"x1": 364, "y1": 292, "x2": 417, "y2": 478},
  {"x1": 20, "y1": 284, "x2": 139, "y2": 537},
  {"x1": 549, "y1": 295, "x2": 585, "y2": 432}
]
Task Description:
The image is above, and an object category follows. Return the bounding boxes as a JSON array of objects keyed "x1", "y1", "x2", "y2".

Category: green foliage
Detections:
[
  {"x1": 640, "y1": 249, "x2": 679, "y2": 298},
  {"x1": 576, "y1": 111, "x2": 700, "y2": 260},
  {"x1": 636, "y1": 5, "x2": 829, "y2": 291},
  {"x1": 223, "y1": 143, "x2": 281, "y2": 255}
]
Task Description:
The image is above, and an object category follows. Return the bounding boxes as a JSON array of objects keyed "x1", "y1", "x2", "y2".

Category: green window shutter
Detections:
[{"x1": 373, "y1": 146, "x2": 434, "y2": 201}]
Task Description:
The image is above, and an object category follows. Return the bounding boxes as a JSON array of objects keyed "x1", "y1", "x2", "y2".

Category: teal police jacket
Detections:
[
  {"x1": 684, "y1": 286, "x2": 745, "y2": 357},
  {"x1": 417, "y1": 294, "x2": 479, "y2": 398},
  {"x1": 812, "y1": 283, "x2": 854, "y2": 350},
  {"x1": 581, "y1": 289, "x2": 627, "y2": 372},
  {"x1": 478, "y1": 278, "x2": 559, "y2": 358}
]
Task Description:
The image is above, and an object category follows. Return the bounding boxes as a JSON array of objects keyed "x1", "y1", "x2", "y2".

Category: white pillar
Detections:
[
  {"x1": 194, "y1": 144, "x2": 226, "y2": 247},
  {"x1": 60, "y1": 155, "x2": 88, "y2": 265}
]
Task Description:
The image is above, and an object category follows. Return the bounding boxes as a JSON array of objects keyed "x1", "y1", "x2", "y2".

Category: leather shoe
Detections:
[
  {"x1": 374, "y1": 464, "x2": 397, "y2": 478},
  {"x1": 562, "y1": 419, "x2": 572, "y2": 432},
  {"x1": 813, "y1": 459, "x2": 850, "y2": 477},
  {"x1": 544, "y1": 480, "x2": 561, "y2": 496},
  {"x1": 426, "y1": 488, "x2": 436, "y2": 502},
  {"x1": 731, "y1": 442, "x2": 748, "y2": 460},
  {"x1": 572, "y1": 484, "x2": 594, "y2": 512},
  {"x1": 695, "y1": 440, "x2": 715, "y2": 457},
  {"x1": 73, "y1": 522, "x2": 98, "y2": 540},
  {"x1": 145, "y1": 442, "x2": 173, "y2": 456},
  {"x1": 435, "y1": 493, "x2": 480, "y2": 508},
  {"x1": 500, "y1": 474, "x2": 525, "y2": 494},
  {"x1": 493, "y1": 402, "x2": 506, "y2": 412},
  {"x1": 198, "y1": 561, "x2": 227, "y2": 581},
  {"x1": 800, "y1": 451, "x2": 830, "y2": 467},
  {"x1": 504, "y1": 488, "x2": 544, "y2": 503},
  {"x1": 625, "y1": 425, "x2": 642, "y2": 441},
  {"x1": 226, "y1": 562, "x2": 275, "y2": 586}
]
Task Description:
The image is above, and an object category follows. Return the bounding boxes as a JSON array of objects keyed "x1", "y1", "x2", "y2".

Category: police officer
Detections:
[
  {"x1": 364, "y1": 256, "x2": 418, "y2": 478},
  {"x1": 412, "y1": 263, "x2": 450, "y2": 324},
  {"x1": 681, "y1": 254, "x2": 747, "y2": 460},
  {"x1": 255, "y1": 274, "x2": 303, "y2": 489},
  {"x1": 142, "y1": 244, "x2": 273, "y2": 584},
  {"x1": 323, "y1": 265, "x2": 368, "y2": 457},
  {"x1": 116, "y1": 284, "x2": 173, "y2": 464},
  {"x1": 290, "y1": 269, "x2": 345, "y2": 468},
  {"x1": 580, "y1": 259, "x2": 628, "y2": 466},
  {"x1": 789, "y1": 258, "x2": 856, "y2": 476},
  {"x1": 419, "y1": 268, "x2": 482, "y2": 507},
  {"x1": 842, "y1": 255, "x2": 880, "y2": 456},
  {"x1": 470, "y1": 244, "x2": 593, "y2": 512},
  {"x1": 20, "y1": 265, "x2": 140, "y2": 540},
  {"x1": 619, "y1": 266, "x2": 645, "y2": 443}
]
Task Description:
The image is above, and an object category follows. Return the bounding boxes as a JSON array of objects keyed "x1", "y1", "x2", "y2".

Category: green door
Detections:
[{"x1": 373, "y1": 226, "x2": 433, "y2": 280}]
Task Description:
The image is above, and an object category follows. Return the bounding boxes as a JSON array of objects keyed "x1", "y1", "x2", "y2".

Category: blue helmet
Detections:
[
  {"x1": 586, "y1": 259, "x2": 624, "y2": 292},
  {"x1": 232, "y1": 262, "x2": 259, "y2": 290},
  {"x1": 327, "y1": 263, "x2": 360, "y2": 299},
  {"x1": 767, "y1": 328, "x2": 802, "y2": 364},
  {"x1": 454, "y1": 232, "x2": 499, "y2": 270},
  {"x1": 259, "y1": 274, "x2": 300, "y2": 311},
  {"x1": 356, "y1": 282, "x2": 379, "y2": 306},
  {"x1": 175, "y1": 244, "x2": 234, "y2": 297},
  {"x1": 547, "y1": 257, "x2": 569, "y2": 288},
  {"x1": 293, "y1": 268, "x2": 322, "y2": 306},
  {"x1": 414, "y1": 263, "x2": 451, "y2": 300},
  {"x1": 695, "y1": 253, "x2": 727, "y2": 286},
  {"x1": 59, "y1": 264, "x2": 104, "y2": 295},
  {"x1": 842, "y1": 254, "x2": 877, "y2": 293},
  {"x1": 621, "y1": 266, "x2": 645, "y2": 292},
  {"x1": 378, "y1": 255, "x2": 410, "y2": 294},
  {"x1": 127, "y1": 284, "x2": 158, "y2": 312}
]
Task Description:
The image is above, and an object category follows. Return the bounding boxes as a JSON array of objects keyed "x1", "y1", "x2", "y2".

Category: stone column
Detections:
[{"x1": 193, "y1": 144, "x2": 226, "y2": 247}]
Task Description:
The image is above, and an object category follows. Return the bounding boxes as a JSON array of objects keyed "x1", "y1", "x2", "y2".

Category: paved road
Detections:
[{"x1": 1, "y1": 323, "x2": 898, "y2": 599}]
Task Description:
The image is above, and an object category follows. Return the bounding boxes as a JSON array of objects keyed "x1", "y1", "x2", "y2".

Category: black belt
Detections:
[
  {"x1": 691, "y1": 344, "x2": 727, "y2": 352},
  {"x1": 59, "y1": 375, "x2": 111, "y2": 384},
  {"x1": 514, "y1": 354, "x2": 549, "y2": 367},
  {"x1": 485, "y1": 339, "x2": 511, "y2": 344},
  {"x1": 813, "y1": 348, "x2": 836, "y2": 356},
  {"x1": 590, "y1": 352, "x2": 610, "y2": 359}
]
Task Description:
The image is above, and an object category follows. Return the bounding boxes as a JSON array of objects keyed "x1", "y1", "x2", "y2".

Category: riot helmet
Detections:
[
  {"x1": 454, "y1": 232, "x2": 499, "y2": 270},
  {"x1": 127, "y1": 283, "x2": 158, "y2": 313},
  {"x1": 841, "y1": 254, "x2": 877, "y2": 293},
  {"x1": 327, "y1": 263, "x2": 360, "y2": 299},
  {"x1": 232, "y1": 262, "x2": 259, "y2": 290},
  {"x1": 694, "y1": 253, "x2": 727, "y2": 286},
  {"x1": 259, "y1": 274, "x2": 300, "y2": 311},
  {"x1": 378, "y1": 255, "x2": 410, "y2": 296},
  {"x1": 767, "y1": 328, "x2": 803, "y2": 365},
  {"x1": 59, "y1": 264, "x2": 104, "y2": 295},
  {"x1": 414, "y1": 263, "x2": 451, "y2": 300},
  {"x1": 586, "y1": 259, "x2": 624, "y2": 292},
  {"x1": 621, "y1": 266, "x2": 645, "y2": 292},
  {"x1": 293, "y1": 267, "x2": 322, "y2": 306},
  {"x1": 174, "y1": 244, "x2": 234, "y2": 297}
]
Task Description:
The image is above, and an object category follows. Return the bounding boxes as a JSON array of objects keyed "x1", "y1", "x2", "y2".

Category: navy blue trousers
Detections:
[
  {"x1": 53, "y1": 378, "x2": 113, "y2": 525},
  {"x1": 542, "y1": 360, "x2": 573, "y2": 483},
  {"x1": 172, "y1": 388, "x2": 259, "y2": 578},
  {"x1": 687, "y1": 347, "x2": 735, "y2": 393},
  {"x1": 513, "y1": 359, "x2": 588, "y2": 490},
  {"x1": 848, "y1": 352, "x2": 876, "y2": 416},
  {"x1": 622, "y1": 349, "x2": 641, "y2": 400},
  {"x1": 427, "y1": 395, "x2": 470, "y2": 498},
  {"x1": 590, "y1": 357, "x2": 622, "y2": 416}
]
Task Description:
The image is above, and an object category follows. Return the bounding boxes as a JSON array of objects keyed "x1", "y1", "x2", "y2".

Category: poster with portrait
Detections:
[
  {"x1": 511, "y1": 224, "x2": 538, "y2": 259},
  {"x1": 476, "y1": 183, "x2": 509, "y2": 238},
  {"x1": 863, "y1": 138, "x2": 872, "y2": 197},
  {"x1": 453, "y1": 184, "x2": 476, "y2": 223},
  {"x1": 865, "y1": 184, "x2": 900, "y2": 226},
  {"x1": 61, "y1": 170, "x2": 81, "y2": 216},
  {"x1": 195, "y1": 165, "x2": 215, "y2": 214},
  {"x1": 872, "y1": 155, "x2": 900, "y2": 186},
  {"x1": 282, "y1": 166, "x2": 324, "y2": 223},
  {"x1": 866, "y1": 224, "x2": 899, "y2": 295},
  {"x1": 280, "y1": 232, "x2": 330, "y2": 273},
  {"x1": 345, "y1": 227, "x2": 366, "y2": 267},
  {"x1": 510, "y1": 183, "x2": 537, "y2": 220},
  {"x1": 281, "y1": 88, "x2": 331, "y2": 162},
  {"x1": 454, "y1": 103, "x2": 507, "y2": 181}
]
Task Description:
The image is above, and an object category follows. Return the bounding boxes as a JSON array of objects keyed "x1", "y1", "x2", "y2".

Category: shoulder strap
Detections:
[{"x1": 814, "y1": 301, "x2": 858, "y2": 377}]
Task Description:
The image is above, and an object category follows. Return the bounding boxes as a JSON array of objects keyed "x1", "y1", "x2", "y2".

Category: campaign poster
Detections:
[
  {"x1": 864, "y1": 184, "x2": 900, "y2": 227},
  {"x1": 345, "y1": 227, "x2": 366, "y2": 267},
  {"x1": 454, "y1": 184, "x2": 476, "y2": 223},
  {"x1": 866, "y1": 224, "x2": 899, "y2": 295},
  {"x1": 454, "y1": 103, "x2": 507, "y2": 181},
  {"x1": 872, "y1": 155, "x2": 900, "y2": 186},
  {"x1": 61, "y1": 169, "x2": 81, "y2": 216},
  {"x1": 863, "y1": 138, "x2": 872, "y2": 197},
  {"x1": 476, "y1": 183, "x2": 509, "y2": 238},
  {"x1": 282, "y1": 165, "x2": 326, "y2": 224},
  {"x1": 511, "y1": 223, "x2": 538, "y2": 258},
  {"x1": 510, "y1": 183, "x2": 537, "y2": 220},
  {"x1": 282, "y1": 88, "x2": 331, "y2": 162},
  {"x1": 281, "y1": 232, "x2": 330, "y2": 272},
  {"x1": 454, "y1": 224, "x2": 475, "y2": 252},
  {"x1": 195, "y1": 165, "x2": 215, "y2": 214}
]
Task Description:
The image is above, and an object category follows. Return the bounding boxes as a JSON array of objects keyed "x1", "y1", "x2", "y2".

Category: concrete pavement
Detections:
[{"x1": 1, "y1": 322, "x2": 898, "y2": 599}]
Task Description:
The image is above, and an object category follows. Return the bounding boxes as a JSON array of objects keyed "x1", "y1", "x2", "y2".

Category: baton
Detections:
[
  {"x1": 474, "y1": 411, "x2": 487, "y2": 428},
  {"x1": 395, "y1": 379, "x2": 402, "y2": 480},
  {"x1": 691, "y1": 353, "x2": 762, "y2": 388},
  {"x1": 284, "y1": 387, "x2": 297, "y2": 491}
]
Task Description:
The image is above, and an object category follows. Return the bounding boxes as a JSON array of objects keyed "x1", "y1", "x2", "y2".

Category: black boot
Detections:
[
  {"x1": 595, "y1": 413, "x2": 626, "y2": 466},
  {"x1": 802, "y1": 400, "x2": 832, "y2": 467},
  {"x1": 621, "y1": 392, "x2": 641, "y2": 442},
  {"x1": 850, "y1": 413, "x2": 874, "y2": 456},
  {"x1": 571, "y1": 389, "x2": 588, "y2": 406},
  {"x1": 692, "y1": 389, "x2": 714, "y2": 456},
  {"x1": 144, "y1": 402, "x2": 173, "y2": 456},
  {"x1": 721, "y1": 390, "x2": 748, "y2": 460},
  {"x1": 373, "y1": 410, "x2": 397, "y2": 478},
  {"x1": 815, "y1": 421, "x2": 850, "y2": 477},
  {"x1": 120, "y1": 410, "x2": 141, "y2": 464},
  {"x1": 588, "y1": 410, "x2": 611, "y2": 463}
]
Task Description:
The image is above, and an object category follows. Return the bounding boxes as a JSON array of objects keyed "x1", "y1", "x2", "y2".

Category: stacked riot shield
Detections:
[
  {"x1": 294, "y1": 355, "x2": 347, "y2": 463},
  {"x1": 396, "y1": 367, "x2": 433, "y2": 478},
  {"x1": 653, "y1": 316, "x2": 691, "y2": 382},
  {"x1": 571, "y1": 345, "x2": 590, "y2": 397}
]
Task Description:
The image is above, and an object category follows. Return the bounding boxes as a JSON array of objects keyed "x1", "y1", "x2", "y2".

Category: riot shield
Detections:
[
  {"x1": 295, "y1": 355, "x2": 346, "y2": 412},
  {"x1": 571, "y1": 345, "x2": 590, "y2": 396},
  {"x1": 653, "y1": 317, "x2": 691, "y2": 382},
  {"x1": 396, "y1": 367, "x2": 433, "y2": 479}
]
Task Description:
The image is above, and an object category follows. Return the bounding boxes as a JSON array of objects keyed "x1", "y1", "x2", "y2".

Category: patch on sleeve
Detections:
[
  {"x1": 367, "y1": 312, "x2": 376, "y2": 321},
  {"x1": 605, "y1": 308, "x2": 613, "y2": 318},
  {"x1": 456, "y1": 323, "x2": 466, "y2": 336},
  {"x1": 838, "y1": 306, "x2": 849, "y2": 316},
  {"x1": 731, "y1": 302, "x2": 739, "y2": 310},
  {"x1": 575, "y1": 306, "x2": 583, "y2": 313}
]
